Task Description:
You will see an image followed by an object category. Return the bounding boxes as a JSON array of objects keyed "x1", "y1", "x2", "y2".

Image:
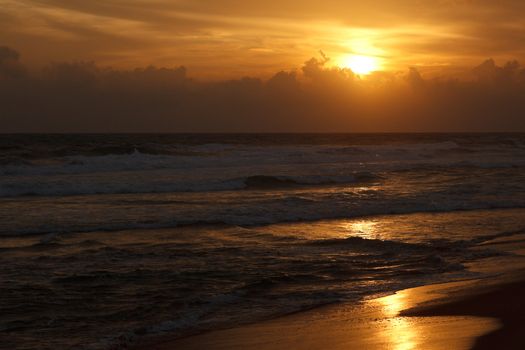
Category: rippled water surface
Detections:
[{"x1": 1, "y1": 133, "x2": 525, "y2": 349}]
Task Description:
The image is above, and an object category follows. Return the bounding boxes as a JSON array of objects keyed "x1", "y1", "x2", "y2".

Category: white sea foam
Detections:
[{"x1": 1, "y1": 140, "x2": 523, "y2": 198}]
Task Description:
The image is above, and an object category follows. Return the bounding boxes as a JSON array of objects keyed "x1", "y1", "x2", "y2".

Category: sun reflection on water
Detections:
[
  {"x1": 378, "y1": 293, "x2": 418, "y2": 350},
  {"x1": 376, "y1": 292, "x2": 418, "y2": 350},
  {"x1": 343, "y1": 220, "x2": 378, "y2": 240}
]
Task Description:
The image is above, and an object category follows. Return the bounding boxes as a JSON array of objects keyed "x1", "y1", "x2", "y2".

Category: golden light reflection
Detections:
[
  {"x1": 344, "y1": 220, "x2": 378, "y2": 239},
  {"x1": 377, "y1": 292, "x2": 417, "y2": 350},
  {"x1": 368, "y1": 285, "x2": 500, "y2": 350},
  {"x1": 380, "y1": 292, "x2": 406, "y2": 317}
]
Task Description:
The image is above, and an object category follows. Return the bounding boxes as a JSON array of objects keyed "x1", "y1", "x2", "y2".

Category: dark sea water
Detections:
[{"x1": 1, "y1": 133, "x2": 525, "y2": 349}]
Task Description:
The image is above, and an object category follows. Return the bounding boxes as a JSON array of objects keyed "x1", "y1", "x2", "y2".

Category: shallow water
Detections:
[{"x1": 1, "y1": 134, "x2": 525, "y2": 349}]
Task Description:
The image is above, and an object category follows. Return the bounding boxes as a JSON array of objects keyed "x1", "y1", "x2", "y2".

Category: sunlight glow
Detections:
[
  {"x1": 344, "y1": 220, "x2": 378, "y2": 240},
  {"x1": 339, "y1": 54, "x2": 380, "y2": 75},
  {"x1": 377, "y1": 292, "x2": 417, "y2": 350}
]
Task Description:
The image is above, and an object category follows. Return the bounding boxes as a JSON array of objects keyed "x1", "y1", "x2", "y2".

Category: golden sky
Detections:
[{"x1": 2, "y1": 0, "x2": 525, "y2": 78}]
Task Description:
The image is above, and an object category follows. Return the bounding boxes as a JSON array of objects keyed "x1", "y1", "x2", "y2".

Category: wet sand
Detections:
[
  {"x1": 403, "y1": 276, "x2": 525, "y2": 349},
  {"x1": 132, "y1": 276, "x2": 524, "y2": 350}
]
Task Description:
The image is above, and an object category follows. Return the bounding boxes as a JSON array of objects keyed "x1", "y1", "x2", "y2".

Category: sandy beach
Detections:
[
  {"x1": 131, "y1": 272, "x2": 525, "y2": 350},
  {"x1": 403, "y1": 274, "x2": 525, "y2": 349}
]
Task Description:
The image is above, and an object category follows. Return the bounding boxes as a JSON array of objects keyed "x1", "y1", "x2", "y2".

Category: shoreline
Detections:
[
  {"x1": 402, "y1": 272, "x2": 525, "y2": 349},
  {"x1": 131, "y1": 273, "x2": 525, "y2": 350}
]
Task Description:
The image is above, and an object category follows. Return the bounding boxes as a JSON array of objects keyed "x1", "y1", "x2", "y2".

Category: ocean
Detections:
[{"x1": 2, "y1": 133, "x2": 525, "y2": 349}]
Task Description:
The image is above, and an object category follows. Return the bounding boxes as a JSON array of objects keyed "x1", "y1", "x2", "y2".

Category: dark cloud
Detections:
[
  {"x1": 472, "y1": 59, "x2": 524, "y2": 84},
  {"x1": 1, "y1": 47, "x2": 525, "y2": 132},
  {"x1": 0, "y1": 46, "x2": 25, "y2": 79},
  {"x1": 406, "y1": 67, "x2": 425, "y2": 90},
  {"x1": 0, "y1": 46, "x2": 19, "y2": 61}
]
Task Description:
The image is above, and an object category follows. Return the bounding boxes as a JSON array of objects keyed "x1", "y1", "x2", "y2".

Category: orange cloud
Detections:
[{"x1": 2, "y1": 0, "x2": 525, "y2": 78}]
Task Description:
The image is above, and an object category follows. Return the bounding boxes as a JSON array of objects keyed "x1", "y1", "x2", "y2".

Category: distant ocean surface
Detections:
[{"x1": 2, "y1": 133, "x2": 525, "y2": 349}]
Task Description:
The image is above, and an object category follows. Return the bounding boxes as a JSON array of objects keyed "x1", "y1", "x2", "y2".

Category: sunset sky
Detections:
[
  {"x1": 1, "y1": 0, "x2": 525, "y2": 132},
  {"x1": 2, "y1": 0, "x2": 525, "y2": 78}
]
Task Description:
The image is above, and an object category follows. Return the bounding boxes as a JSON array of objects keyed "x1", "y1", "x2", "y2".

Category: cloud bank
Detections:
[{"x1": 1, "y1": 46, "x2": 525, "y2": 132}]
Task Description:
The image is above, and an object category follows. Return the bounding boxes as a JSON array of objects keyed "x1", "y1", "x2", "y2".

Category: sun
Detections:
[{"x1": 339, "y1": 54, "x2": 380, "y2": 75}]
